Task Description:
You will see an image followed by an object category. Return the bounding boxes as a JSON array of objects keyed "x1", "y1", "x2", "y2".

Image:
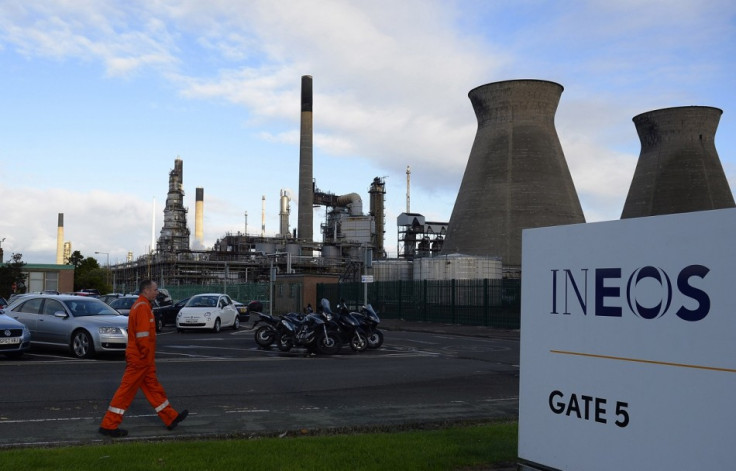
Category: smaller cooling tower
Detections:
[{"x1": 621, "y1": 106, "x2": 735, "y2": 218}]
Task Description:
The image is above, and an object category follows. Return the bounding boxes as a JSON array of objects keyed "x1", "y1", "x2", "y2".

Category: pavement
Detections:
[{"x1": 380, "y1": 318, "x2": 520, "y2": 340}]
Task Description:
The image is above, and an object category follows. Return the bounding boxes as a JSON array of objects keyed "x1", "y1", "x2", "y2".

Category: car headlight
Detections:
[
  {"x1": 99, "y1": 327, "x2": 122, "y2": 335},
  {"x1": 204, "y1": 311, "x2": 211, "y2": 318}
]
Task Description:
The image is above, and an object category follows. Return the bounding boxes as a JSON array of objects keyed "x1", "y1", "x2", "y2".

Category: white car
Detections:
[{"x1": 176, "y1": 293, "x2": 240, "y2": 333}]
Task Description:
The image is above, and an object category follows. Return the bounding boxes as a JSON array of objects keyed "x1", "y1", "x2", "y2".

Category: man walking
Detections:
[{"x1": 99, "y1": 279, "x2": 188, "y2": 437}]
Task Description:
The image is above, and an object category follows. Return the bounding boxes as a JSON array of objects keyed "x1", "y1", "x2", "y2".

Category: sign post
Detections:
[{"x1": 519, "y1": 208, "x2": 736, "y2": 470}]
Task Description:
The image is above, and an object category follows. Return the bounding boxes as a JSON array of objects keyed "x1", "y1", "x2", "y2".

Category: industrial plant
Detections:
[{"x1": 36, "y1": 77, "x2": 734, "y2": 301}]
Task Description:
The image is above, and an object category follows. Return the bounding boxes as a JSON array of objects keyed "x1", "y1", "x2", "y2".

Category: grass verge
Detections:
[{"x1": 0, "y1": 421, "x2": 518, "y2": 471}]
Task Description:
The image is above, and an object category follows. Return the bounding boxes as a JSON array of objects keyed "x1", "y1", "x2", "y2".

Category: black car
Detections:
[{"x1": 153, "y1": 297, "x2": 189, "y2": 327}]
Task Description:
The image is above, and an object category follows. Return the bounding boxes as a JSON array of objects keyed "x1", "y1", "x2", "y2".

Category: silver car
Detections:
[
  {"x1": 0, "y1": 312, "x2": 32, "y2": 359},
  {"x1": 4, "y1": 295, "x2": 128, "y2": 359}
]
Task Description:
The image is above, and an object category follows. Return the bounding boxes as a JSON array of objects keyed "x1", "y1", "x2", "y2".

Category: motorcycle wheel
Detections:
[
  {"x1": 367, "y1": 329, "x2": 384, "y2": 349},
  {"x1": 254, "y1": 325, "x2": 276, "y2": 348},
  {"x1": 350, "y1": 333, "x2": 368, "y2": 352},
  {"x1": 277, "y1": 334, "x2": 293, "y2": 352},
  {"x1": 316, "y1": 332, "x2": 342, "y2": 355}
]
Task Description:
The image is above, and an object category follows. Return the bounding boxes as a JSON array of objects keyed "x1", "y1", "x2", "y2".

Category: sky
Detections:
[{"x1": 1, "y1": 0, "x2": 734, "y2": 265}]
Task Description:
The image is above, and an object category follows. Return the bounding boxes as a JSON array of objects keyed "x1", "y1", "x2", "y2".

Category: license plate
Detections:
[{"x1": 0, "y1": 337, "x2": 20, "y2": 345}]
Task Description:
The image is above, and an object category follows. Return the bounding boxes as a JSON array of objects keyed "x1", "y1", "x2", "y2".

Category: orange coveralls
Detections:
[{"x1": 100, "y1": 295, "x2": 179, "y2": 429}]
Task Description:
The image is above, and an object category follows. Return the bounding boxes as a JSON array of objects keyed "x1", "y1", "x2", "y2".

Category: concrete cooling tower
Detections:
[
  {"x1": 621, "y1": 106, "x2": 735, "y2": 219},
  {"x1": 441, "y1": 79, "x2": 585, "y2": 268}
]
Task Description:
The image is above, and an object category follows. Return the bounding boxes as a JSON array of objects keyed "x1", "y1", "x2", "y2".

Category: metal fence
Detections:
[
  {"x1": 162, "y1": 282, "x2": 270, "y2": 309},
  {"x1": 317, "y1": 279, "x2": 521, "y2": 329}
]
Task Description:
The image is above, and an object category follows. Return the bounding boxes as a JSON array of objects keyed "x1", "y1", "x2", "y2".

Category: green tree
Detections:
[
  {"x1": 0, "y1": 253, "x2": 28, "y2": 298},
  {"x1": 72, "y1": 252, "x2": 110, "y2": 293}
]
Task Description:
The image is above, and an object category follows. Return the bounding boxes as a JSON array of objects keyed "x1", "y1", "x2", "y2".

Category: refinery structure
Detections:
[
  {"x1": 108, "y1": 75, "x2": 449, "y2": 292},
  {"x1": 44, "y1": 76, "x2": 734, "y2": 295}
]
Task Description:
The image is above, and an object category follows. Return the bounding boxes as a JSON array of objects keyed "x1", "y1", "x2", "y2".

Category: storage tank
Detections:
[
  {"x1": 322, "y1": 245, "x2": 341, "y2": 259},
  {"x1": 414, "y1": 255, "x2": 502, "y2": 281},
  {"x1": 372, "y1": 260, "x2": 413, "y2": 281}
]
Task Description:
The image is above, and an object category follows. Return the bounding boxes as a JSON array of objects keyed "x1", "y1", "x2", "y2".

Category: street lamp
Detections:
[{"x1": 95, "y1": 251, "x2": 110, "y2": 287}]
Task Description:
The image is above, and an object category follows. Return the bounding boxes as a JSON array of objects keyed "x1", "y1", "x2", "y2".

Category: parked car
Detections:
[
  {"x1": 110, "y1": 295, "x2": 162, "y2": 332},
  {"x1": 109, "y1": 295, "x2": 139, "y2": 316},
  {"x1": 0, "y1": 312, "x2": 31, "y2": 358},
  {"x1": 74, "y1": 289, "x2": 101, "y2": 297},
  {"x1": 176, "y1": 293, "x2": 240, "y2": 333},
  {"x1": 98, "y1": 293, "x2": 123, "y2": 305},
  {"x1": 156, "y1": 288, "x2": 173, "y2": 306},
  {"x1": 234, "y1": 302, "x2": 249, "y2": 323},
  {"x1": 154, "y1": 297, "x2": 189, "y2": 327},
  {"x1": 4, "y1": 294, "x2": 129, "y2": 359}
]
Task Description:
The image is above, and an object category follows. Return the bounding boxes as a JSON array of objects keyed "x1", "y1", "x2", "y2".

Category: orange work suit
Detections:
[{"x1": 100, "y1": 295, "x2": 179, "y2": 429}]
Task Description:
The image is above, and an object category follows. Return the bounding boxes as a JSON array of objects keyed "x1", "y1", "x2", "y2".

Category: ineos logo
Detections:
[
  {"x1": 626, "y1": 266, "x2": 672, "y2": 320},
  {"x1": 551, "y1": 265, "x2": 710, "y2": 322}
]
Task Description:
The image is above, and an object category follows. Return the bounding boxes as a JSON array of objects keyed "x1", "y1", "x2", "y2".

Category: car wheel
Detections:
[
  {"x1": 71, "y1": 330, "x2": 95, "y2": 359},
  {"x1": 156, "y1": 316, "x2": 163, "y2": 333},
  {"x1": 232, "y1": 316, "x2": 240, "y2": 330},
  {"x1": 213, "y1": 318, "x2": 221, "y2": 333}
]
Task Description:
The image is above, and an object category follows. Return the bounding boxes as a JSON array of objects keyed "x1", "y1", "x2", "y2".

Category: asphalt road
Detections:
[{"x1": 0, "y1": 321, "x2": 519, "y2": 448}]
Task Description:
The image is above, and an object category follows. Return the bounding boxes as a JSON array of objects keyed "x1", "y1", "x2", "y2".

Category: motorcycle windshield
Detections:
[{"x1": 320, "y1": 298, "x2": 333, "y2": 314}]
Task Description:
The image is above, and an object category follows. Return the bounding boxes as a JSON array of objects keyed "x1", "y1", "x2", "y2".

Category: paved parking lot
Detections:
[{"x1": 0, "y1": 321, "x2": 519, "y2": 448}]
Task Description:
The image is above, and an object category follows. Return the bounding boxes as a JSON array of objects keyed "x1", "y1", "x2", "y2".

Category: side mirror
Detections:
[{"x1": 54, "y1": 311, "x2": 69, "y2": 318}]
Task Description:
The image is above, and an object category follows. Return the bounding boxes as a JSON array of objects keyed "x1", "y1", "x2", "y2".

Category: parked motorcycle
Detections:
[
  {"x1": 252, "y1": 311, "x2": 281, "y2": 348},
  {"x1": 253, "y1": 311, "x2": 305, "y2": 349},
  {"x1": 323, "y1": 299, "x2": 368, "y2": 352},
  {"x1": 353, "y1": 304, "x2": 384, "y2": 349},
  {"x1": 276, "y1": 309, "x2": 342, "y2": 355}
]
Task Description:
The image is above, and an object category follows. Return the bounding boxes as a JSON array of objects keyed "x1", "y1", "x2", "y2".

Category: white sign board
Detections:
[
  {"x1": 361, "y1": 275, "x2": 374, "y2": 283},
  {"x1": 519, "y1": 208, "x2": 736, "y2": 470}
]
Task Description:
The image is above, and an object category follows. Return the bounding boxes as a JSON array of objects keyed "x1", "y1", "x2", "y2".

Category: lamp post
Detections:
[{"x1": 95, "y1": 251, "x2": 110, "y2": 288}]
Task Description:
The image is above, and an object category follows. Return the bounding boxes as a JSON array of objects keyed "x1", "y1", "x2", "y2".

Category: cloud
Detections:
[{"x1": 1, "y1": 0, "x2": 734, "y2": 264}]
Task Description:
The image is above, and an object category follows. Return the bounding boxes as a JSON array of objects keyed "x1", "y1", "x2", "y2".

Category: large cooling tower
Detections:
[
  {"x1": 298, "y1": 75, "x2": 313, "y2": 246},
  {"x1": 441, "y1": 79, "x2": 585, "y2": 267},
  {"x1": 621, "y1": 106, "x2": 735, "y2": 219}
]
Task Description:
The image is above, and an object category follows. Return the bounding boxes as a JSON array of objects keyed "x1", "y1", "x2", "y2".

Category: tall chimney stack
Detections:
[
  {"x1": 298, "y1": 75, "x2": 314, "y2": 249},
  {"x1": 56, "y1": 213, "x2": 64, "y2": 264},
  {"x1": 194, "y1": 187, "x2": 204, "y2": 248}
]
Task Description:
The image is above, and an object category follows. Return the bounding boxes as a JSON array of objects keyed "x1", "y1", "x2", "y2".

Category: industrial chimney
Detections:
[
  {"x1": 56, "y1": 213, "x2": 64, "y2": 264},
  {"x1": 194, "y1": 187, "x2": 204, "y2": 249},
  {"x1": 297, "y1": 75, "x2": 314, "y2": 249},
  {"x1": 621, "y1": 106, "x2": 735, "y2": 219},
  {"x1": 441, "y1": 79, "x2": 585, "y2": 268}
]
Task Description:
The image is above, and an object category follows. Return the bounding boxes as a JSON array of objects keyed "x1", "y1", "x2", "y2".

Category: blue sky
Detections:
[{"x1": 1, "y1": 0, "x2": 734, "y2": 265}]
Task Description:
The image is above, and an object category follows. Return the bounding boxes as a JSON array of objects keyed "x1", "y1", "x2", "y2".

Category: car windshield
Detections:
[
  {"x1": 62, "y1": 298, "x2": 120, "y2": 317},
  {"x1": 187, "y1": 295, "x2": 219, "y2": 308}
]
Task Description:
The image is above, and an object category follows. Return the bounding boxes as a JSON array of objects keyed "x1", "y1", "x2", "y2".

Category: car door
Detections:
[
  {"x1": 9, "y1": 298, "x2": 43, "y2": 339},
  {"x1": 39, "y1": 298, "x2": 71, "y2": 346},
  {"x1": 220, "y1": 295, "x2": 236, "y2": 326}
]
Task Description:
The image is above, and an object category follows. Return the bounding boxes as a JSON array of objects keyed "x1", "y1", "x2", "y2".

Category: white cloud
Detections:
[{"x1": 0, "y1": 0, "x2": 734, "y2": 264}]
